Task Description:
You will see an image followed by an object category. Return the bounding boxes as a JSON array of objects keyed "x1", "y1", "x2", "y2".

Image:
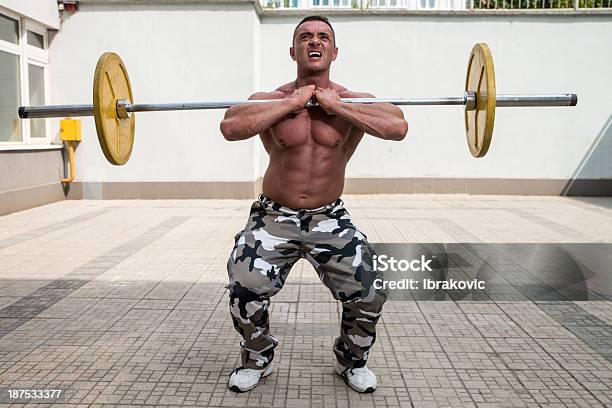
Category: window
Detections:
[
  {"x1": 369, "y1": 0, "x2": 403, "y2": 7},
  {"x1": 0, "y1": 13, "x2": 18, "y2": 44},
  {"x1": 0, "y1": 51, "x2": 21, "y2": 142},
  {"x1": 0, "y1": 9, "x2": 50, "y2": 146},
  {"x1": 312, "y1": 0, "x2": 349, "y2": 6},
  {"x1": 27, "y1": 30, "x2": 44, "y2": 49}
]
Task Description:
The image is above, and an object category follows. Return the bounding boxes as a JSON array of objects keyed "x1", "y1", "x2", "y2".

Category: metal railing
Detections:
[
  {"x1": 261, "y1": 0, "x2": 610, "y2": 9},
  {"x1": 472, "y1": 0, "x2": 610, "y2": 8},
  {"x1": 262, "y1": 0, "x2": 354, "y2": 8}
]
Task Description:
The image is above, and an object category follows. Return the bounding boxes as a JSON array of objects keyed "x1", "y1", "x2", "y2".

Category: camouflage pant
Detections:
[{"x1": 227, "y1": 194, "x2": 387, "y2": 370}]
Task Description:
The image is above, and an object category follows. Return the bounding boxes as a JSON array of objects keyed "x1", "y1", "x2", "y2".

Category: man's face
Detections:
[{"x1": 290, "y1": 21, "x2": 338, "y2": 73}]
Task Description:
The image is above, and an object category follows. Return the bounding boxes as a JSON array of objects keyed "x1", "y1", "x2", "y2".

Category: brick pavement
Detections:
[{"x1": 0, "y1": 195, "x2": 610, "y2": 407}]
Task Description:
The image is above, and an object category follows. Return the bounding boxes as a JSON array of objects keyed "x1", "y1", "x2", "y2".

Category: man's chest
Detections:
[{"x1": 269, "y1": 109, "x2": 352, "y2": 148}]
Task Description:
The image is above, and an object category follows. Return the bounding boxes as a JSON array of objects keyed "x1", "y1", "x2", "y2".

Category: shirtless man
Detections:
[{"x1": 220, "y1": 15, "x2": 408, "y2": 393}]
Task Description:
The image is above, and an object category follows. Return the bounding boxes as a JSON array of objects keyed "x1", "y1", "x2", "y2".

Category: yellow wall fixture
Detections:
[
  {"x1": 60, "y1": 119, "x2": 81, "y2": 183},
  {"x1": 60, "y1": 118, "x2": 81, "y2": 141}
]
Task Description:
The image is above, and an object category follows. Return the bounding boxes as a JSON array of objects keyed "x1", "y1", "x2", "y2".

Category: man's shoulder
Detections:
[
  {"x1": 274, "y1": 81, "x2": 297, "y2": 94},
  {"x1": 248, "y1": 82, "x2": 294, "y2": 100},
  {"x1": 339, "y1": 90, "x2": 375, "y2": 99},
  {"x1": 328, "y1": 82, "x2": 374, "y2": 98},
  {"x1": 248, "y1": 90, "x2": 286, "y2": 101}
]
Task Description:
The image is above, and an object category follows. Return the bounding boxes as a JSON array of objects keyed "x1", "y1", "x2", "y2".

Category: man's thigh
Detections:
[
  {"x1": 228, "y1": 200, "x2": 302, "y2": 296},
  {"x1": 302, "y1": 206, "x2": 383, "y2": 302}
]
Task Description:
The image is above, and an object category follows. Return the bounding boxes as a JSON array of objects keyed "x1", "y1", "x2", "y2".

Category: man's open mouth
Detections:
[{"x1": 308, "y1": 51, "x2": 322, "y2": 59}]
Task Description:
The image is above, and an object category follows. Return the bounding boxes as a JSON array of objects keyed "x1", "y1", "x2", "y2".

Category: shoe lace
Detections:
[
  {"x1": 349, "y1": 366, "x2": 368, "y2": 376},
  {"x1": 231, "y1": 366, "x2": 267, "y2": 377},
  {"x1": 230, "y1": 366, "x2": 245, "y2": 375}
]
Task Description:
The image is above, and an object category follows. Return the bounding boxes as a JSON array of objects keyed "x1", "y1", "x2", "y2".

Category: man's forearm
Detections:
[
  {"x1": 220, "y1": 100, "x2": 298, "y2": 141},
  {"x1": 329, "y1": 103, "x2": 408, "y2": 141}
]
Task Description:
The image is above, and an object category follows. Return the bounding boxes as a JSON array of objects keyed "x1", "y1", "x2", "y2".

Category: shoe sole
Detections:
[
  {"x1": 229, "y1": 365, "x2": 273, "y2": 393},
  {"x1": 334, "y1": 368, "x2": 376, "y2": 394}
]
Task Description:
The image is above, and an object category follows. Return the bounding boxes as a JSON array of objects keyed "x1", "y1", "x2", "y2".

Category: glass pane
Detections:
[
  {"x1": 27, "y1": 30, "x2": 45, "y2": 49},
  {"x1": 323, "y1": 0, "x2": 329, "y2": 5},
  {"x1": 313, "y1": 0, "x2": 320, "y2": 5},
  {"x1": 0, "y1": 51, "x2": 22, "y2": 142},
  {"x1": 0, "y1": 13, "x2": 19, "y2": 44},
  {"x1": 28, "y1": 64, "x2": 46, "y2": 138}
]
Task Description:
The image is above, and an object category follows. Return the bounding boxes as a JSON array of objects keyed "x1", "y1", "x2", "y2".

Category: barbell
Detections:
[{"x1": 18, "y1": 43, "x2": 577, "y2": 165}]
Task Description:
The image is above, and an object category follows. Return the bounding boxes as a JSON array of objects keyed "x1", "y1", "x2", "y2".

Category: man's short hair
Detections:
[{"x1": 292, "y1": 15, "x2": 336, "y2": 46}]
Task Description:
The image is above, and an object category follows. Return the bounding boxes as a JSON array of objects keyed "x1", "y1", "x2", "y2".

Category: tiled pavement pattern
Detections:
[{"x1": 0, "y1": 195, "x2": 610, "y2": 407}]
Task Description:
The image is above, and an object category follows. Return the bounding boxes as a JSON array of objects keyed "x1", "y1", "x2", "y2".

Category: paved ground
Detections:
[{"x1": 0, "y1": 195, "x2": 611, "y2": 407}]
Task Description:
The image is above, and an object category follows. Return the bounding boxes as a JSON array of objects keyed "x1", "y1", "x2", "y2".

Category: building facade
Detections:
[{"x1": 0, "y1": 0, "x2": 611, "y2": 214}]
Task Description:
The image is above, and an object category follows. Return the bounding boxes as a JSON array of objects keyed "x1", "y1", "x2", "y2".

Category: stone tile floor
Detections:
[{"x1": 0, "y1": 195, "x2": 611, "y2": 407}]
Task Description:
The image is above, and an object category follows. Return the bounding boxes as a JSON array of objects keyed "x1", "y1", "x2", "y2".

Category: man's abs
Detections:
[{"x1": 262, "y1": 146, "x2": 347, "y2": 209}]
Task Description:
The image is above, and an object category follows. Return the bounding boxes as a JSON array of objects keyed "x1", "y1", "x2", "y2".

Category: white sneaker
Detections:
[
  {"x1": 228, "y1": 364, "x2": 273, "y2": 392},
  {"x1": 335, "y1": 362, "x2": 377, "y2": 393}
]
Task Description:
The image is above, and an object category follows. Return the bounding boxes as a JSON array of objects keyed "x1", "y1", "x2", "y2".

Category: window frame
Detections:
[
  {"x1": 25, "y1": 60, "x2": 50, "y2": 143},
  {"x1": 0, "y1": 7, "x2": 51, "y2": 148},
  {"x1": 23, "y1": 19, "x2": 50, "y2": 145}
]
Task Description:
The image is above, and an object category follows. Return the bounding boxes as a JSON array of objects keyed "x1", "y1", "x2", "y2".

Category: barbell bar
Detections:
[
  {"x1": 18, "y1": 94, "x2": 577, "y2": 119},
  {"x1": 16, "y1": 43, "x2": 578, "y2": 165}
]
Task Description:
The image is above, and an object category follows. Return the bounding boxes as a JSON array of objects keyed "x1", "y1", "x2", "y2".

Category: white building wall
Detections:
[
  {"x1": 48, "y1": 3, "x2": 259, "y2": 183},
  {"x1": 260, "y1": 15, "x2": 611, "y2": 180},
  {"x1": 47, "y1": 6, "x2": 611, "y2": 184}
]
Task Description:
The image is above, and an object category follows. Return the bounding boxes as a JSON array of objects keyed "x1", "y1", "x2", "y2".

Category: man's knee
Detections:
[
  {"x1": 227, "y1": 228, "x2": 295, "y2": 297},
  {"x1": 227, "y1": 280, "x2": 272, "y2": 323},
  {"x1": 337, "y1": 268, "x2": 388, "y2": 310},
  {"x1": 344, "y1": 286, "x2": 387, "y2": 318},
  {"x1": 227, "y1": 258, "x2": 283, "y2": 299}
]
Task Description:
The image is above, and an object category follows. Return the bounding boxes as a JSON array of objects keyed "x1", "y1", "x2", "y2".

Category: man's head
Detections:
[{"x1": 290, "y1": 15, "x2": 338, "y2": 73}]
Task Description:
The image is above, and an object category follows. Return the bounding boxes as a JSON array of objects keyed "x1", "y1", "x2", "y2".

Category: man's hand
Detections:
[
  {"x1": 289, "y1": 85, "x2": 316, "y2": 113},
  {"x1": 314, "y1": 88, "x2": 341, "y2": 116}
]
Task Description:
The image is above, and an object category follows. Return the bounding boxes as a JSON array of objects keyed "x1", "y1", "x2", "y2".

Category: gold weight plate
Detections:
[
  {"x1": 93, "y1": 52, "x2": 135, "y2": 165},
  {"x1": 464, "y1": 43, "x2": 495, "y2": 158}
]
